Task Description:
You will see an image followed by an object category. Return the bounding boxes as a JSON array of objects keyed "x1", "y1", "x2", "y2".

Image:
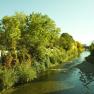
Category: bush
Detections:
[
  {"x1": 15, "y1": 64, "x2": 37, "y2": 83},
  {"x1": 0, "y1": 67, "x2": 16, "y2": 90},
  {"x1": 0, "y1": 64, "x2": 37, "y2": 91}
]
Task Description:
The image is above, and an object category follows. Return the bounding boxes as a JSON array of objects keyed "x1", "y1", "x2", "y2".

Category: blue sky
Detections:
[{"x1": 0, "y1": 0, "x2": 94, "y2": 45}]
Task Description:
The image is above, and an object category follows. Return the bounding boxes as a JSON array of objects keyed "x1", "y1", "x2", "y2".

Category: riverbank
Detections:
[
  {"x1": 3, "y1": 51, "x2": 91, "y2": 94},
  {"x1": 85, "y1": 55, "x2": 94, "y2": 63},
  {"x1": 2, "y1": 61, "x2": 73, "y2": 94},
  {"x1": 0, "y1": 51, "x2": 81, "y2": 94}
]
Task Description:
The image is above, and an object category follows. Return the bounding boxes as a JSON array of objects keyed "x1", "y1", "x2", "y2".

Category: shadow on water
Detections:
[{"x1": 76, "y1": 56, "x2": 94, "y2": 88}]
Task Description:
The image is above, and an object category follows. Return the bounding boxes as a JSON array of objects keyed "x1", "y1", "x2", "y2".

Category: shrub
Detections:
[
  {"x1": 15, "y1": 64, "x2": 37, "y2": 83},
  {"x1": 0, "y1": 67, "x2": 16, "y2": 89},
  {"x1": 0, "y1": 64, "x2": 37, "y2": 91}
]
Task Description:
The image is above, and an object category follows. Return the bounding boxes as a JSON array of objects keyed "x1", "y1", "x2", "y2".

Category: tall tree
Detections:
[{"x1": 2, "y1": 16, "x2": 21, "y2": 50}]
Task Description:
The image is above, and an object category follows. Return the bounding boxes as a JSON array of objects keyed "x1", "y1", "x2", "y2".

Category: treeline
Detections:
[
  {"x1": 85, "y1": 42, "x2": 94, "y2": 63},
  {"x1": 89, "y1": 42, "x2": 94, "y2": 54},
  {"x1": 0, "y1": 12, "x2": 84, "y2": 91}
]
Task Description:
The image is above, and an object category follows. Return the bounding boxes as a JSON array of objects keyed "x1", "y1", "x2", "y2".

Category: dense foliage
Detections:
[
  {"x1": 85, "y1": 42, "x2": 94, "y2": 63},
  {"x1": 89, "y1": 42, "x2": 94, "y2": 54},
  {"x1": 0, "y1": 12, "x2": 84, "y2": 91}
]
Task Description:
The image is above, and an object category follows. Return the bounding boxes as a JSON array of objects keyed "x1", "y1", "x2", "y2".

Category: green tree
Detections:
[
  {"x1": 2, "y1": 16, "x2": 21, "y2": 65},
  {"x1": 21, "y1": 13, "x2": 60, "y2": 59},
  {"x1": 76, "y1": 41, "x2": 84, "y2": 53},
  {"x1": 2, "y1": 16, "x2": 21, "y2": 50},
  {"x1": 59, "y1": 33, "x2": 74, "y2": 50},
  {"x1": 89, "y1": 42, "x2": 94, "y2": 55}
]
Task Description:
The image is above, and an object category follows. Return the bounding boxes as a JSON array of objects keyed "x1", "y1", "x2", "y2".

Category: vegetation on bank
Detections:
[
  {"x1": 89, "y1": 42, "x2": 94, "y2": 54},
  {"x1": 85, "y1": 42, "x2": 94, "y2": 63},
  {"x1": 0, "y1": 12, "x2": 84, "y2": 92}
]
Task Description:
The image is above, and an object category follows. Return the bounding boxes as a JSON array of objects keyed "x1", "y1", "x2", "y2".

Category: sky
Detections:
[{"x1": 0, "y1": 0, "x2": 94, "y2": 45}]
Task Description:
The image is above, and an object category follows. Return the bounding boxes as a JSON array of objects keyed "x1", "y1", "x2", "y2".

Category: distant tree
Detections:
[
  {"x1": 89, "y1": 42, "x2": 94, "y2": 55},
  {"x1": 76, "y1": 41, "x2": 84, "y2": 53},
  {"x1": 59, "y1": 33, "x2": 74, "y2": 50}
]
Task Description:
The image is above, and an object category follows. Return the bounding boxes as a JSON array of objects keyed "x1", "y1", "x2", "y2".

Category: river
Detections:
[{"x1": 4, "y1": 51, "x2": 94, "y2": 94}]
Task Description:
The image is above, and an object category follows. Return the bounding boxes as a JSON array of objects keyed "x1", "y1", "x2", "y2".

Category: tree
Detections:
[
  {"x1": 89, "y1": 42, "x2": 94, "y2": 55},
  {"x1": 59, "y1": 33, "x2": 74, "y2": 50},
  {"x1": 76, "y1": 41, "x2": 84, "y2": 53},
  {"x1": 2, "y1": 16, "x2": 21, "y2": 50},
  {"x1": 20, "y1": 13, "x2": 60, "y2": 59},
  {"x1": 1, "y1": 16, "x2": 21, "y2": 65}
]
